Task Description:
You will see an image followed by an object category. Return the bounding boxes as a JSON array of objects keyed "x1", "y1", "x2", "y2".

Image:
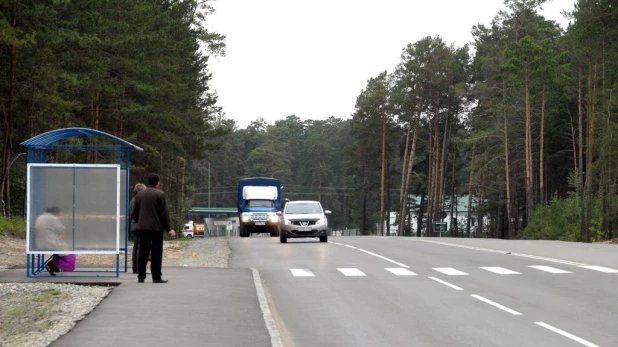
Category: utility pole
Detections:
[{"x1": 208, "y1": 160, "x2": 211, "y2": 208}]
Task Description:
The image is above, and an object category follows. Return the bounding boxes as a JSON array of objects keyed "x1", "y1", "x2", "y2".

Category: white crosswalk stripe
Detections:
[
  {"x1": 290, "y1": 269, "x2": 315, "y2": 277},
  {"x1": 385, "y1": 268, "x2": 417, "y2": 276},
  {"x1": 528, "y1": 265, "x2": 572, "y2": 274},
  {"x1": 337, "y1": 268, "x2": 366, "y2": 276},
  {"x1": 578, "y1": 265, "x2": 618, "y2": 273},
  {"x1": 433, "y1": 267, "x2": 469, "y2": 276},
  {"x1": 480, "y1": 267, "x2": 521, "y2": 275}
]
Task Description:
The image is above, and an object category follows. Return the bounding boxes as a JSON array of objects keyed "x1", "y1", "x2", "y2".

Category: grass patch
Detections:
[
  {"x1": 0, "y1": 216, "x2": 26, "y2": 238},
  {"x1": 32, "y1": 289, "x2": 63, "y2": 302},
  {"x1": 0, "y1": 290, "x2": 67, "y2": 338}
]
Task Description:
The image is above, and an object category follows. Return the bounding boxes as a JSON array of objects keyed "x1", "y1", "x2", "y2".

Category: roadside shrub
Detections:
[
  {"x1": 523, "y1": 194, "x2": 603, "y2": 242},
  {"x1": 0, "y1": 217, "x2": 27, "y2": 238}
]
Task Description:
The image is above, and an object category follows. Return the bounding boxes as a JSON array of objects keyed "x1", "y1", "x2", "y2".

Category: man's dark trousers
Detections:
[
  {"x1": 131, "y1": 233, "x2": 139, "y2": 274},
  {"x1": 137, "y1": 230, "x2": 164, "y2": 281}
]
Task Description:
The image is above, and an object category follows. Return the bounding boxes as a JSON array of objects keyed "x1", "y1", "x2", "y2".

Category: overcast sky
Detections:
[{"x1": 206, "y1": 0, "x2": 576, "y2": 129}]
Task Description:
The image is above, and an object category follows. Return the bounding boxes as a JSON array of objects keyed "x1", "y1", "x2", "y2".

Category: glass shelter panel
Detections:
[{"x1": 27, "y1": 164, "x2": 120, "y2": 254}]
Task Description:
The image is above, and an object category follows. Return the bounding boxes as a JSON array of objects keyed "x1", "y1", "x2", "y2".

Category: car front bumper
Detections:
[{"x1": 280, "y1": 225, "x2": 328, "y2": 237}]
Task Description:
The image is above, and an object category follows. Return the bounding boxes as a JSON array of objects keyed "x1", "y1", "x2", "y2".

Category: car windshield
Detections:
[
  {"x1": 285, "y1": 202, "x2": 322, "y2": 214},
  {"x1": 247, "y1": 199, "x2": 274, "y2": 207}
]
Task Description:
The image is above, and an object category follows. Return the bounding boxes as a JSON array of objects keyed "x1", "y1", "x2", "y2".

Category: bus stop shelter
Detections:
[{"x1": 20, "y1": 127, "x2": 143, "y2": 277}]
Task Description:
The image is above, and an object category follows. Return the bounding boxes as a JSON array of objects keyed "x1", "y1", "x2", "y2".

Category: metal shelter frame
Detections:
[{"x1": 20, "y1": 127, "x2": 143, "y2": 277}]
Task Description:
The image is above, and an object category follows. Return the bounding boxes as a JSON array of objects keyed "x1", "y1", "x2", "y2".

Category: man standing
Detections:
[
  {"x1": 131, "y1": 174, "x2": 176, "y2": 283},
  {"x1": 129, "y1": 183, "x2": 146, "y2": 274}
]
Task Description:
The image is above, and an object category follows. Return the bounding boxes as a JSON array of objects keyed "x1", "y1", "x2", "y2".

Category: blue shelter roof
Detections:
[{"x1": 20, "y1": 127, "x2": 143, "y2": 151}]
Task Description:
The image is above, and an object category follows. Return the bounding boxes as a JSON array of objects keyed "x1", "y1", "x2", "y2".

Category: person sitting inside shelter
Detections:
[{"x1": 35, "y1": 207, "x2": 76, "y2": 275}]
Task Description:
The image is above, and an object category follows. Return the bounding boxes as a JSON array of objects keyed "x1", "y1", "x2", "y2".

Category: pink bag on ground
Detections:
[{"x1": 54, "y1": 254, "x2": 76, "y2": 272}]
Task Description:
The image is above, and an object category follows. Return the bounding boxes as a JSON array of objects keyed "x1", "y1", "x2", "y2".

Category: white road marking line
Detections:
[
  {"x1": 251, "y1": 268, "x2": 285, "y2": 347},
  {"x1": 290, "y1": 269, "x2": 315, "y2": 277},
  {"x1": 428, "y1": 276, "x2": 463, "y2": 291},
  {"x1": 345, "y1": 245, "x2": 357, "y2": 249},
  {"x1": 357, "y1": 249, "x2": 410, "y2": 268},
  {"x1": 480, "y1": 266, "x2": 521, "y2": 275},
  {"x1": 337, "y1": 268, "x2": 366, "y2": 276},
  {"x1": 535, "y1": 322, "x2": 600, "y2": 347},
  {"x1": 433, "y1": 267, "x2": 469, "y2": 276},
  {"x1": 528, "y1": 265, "x2": 572, "y2": 274},
  {"x1": 328, "y1": 241, "x2": 343, "y2": 245},
  {"x1": 579, "y1": 265, "x2": 618, "y2": 273},
  {"x1": 409, "y1": 239, "x2": 589, "y2": 267},
  {"x1": 471, "y1": 294, "x2": 522, "y2": 316},
  {"x1": 385, "y1": 268, "x2": 417, "y2": 276}
]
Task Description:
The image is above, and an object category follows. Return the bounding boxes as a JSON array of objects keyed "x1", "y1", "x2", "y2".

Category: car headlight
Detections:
[
  {"x1": 241, "y1": 213, "x2": 251, "y2": 223},
  {"x1": 268, "y1": 215, "x2": 280, "y2": 223},
  {"x1": 284, "y1": 219, "x2": 292, "y2": 225},
  {"x1": 317, "y1": 218, "x2": 327, "y2": 225}
]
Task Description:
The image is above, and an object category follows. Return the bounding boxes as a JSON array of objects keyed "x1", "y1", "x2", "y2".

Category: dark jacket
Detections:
[
  {"x1": 129, "y1": 196, "x2": 138, "y2": 234},
  {"x1": 131, "y1": 186, "x2": 171, "y2": 232}
]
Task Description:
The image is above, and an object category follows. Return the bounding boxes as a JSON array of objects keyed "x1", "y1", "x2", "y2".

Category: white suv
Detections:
[{"x1": 278, "y1": 200, "x2": 330, "y2": 243}]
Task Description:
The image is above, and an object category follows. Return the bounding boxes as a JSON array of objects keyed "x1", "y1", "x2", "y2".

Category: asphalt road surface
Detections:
[{"x1": 230, "y1": 236, "x2": 618, "y2": 347}]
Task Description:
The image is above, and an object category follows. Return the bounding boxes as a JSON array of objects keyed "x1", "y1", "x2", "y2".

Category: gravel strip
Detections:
[
  {"x1": 0, "y1": 283, "x2": 112, "y2": 347},
  {"x1": 164, "y1": 237, "x2": 230, "y2": 268},
  {"x1": 0, "y1": 237, "x2": 231, "y2": 347}
]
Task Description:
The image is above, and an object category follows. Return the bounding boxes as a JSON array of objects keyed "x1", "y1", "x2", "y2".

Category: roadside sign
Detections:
[
  {"x1": 433, "y1": 222, "x2": 447, "y2": 233},
  {"x1": 214, "y1": 221, "x2": 229, "y2": 226}
]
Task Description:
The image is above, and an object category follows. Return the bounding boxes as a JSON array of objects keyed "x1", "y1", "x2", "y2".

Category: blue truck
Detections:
[{"x1": 237, "y1": 177, "x2": 282, "y2": 237}]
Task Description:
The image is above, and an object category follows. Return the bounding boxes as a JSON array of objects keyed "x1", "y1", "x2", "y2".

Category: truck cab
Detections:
[
  {"x1": 237, "y1": 177, "x2": 282, "y2": 237},
  {"x1": 182, "y1": 221, "x2": 194, "y2": 238}
]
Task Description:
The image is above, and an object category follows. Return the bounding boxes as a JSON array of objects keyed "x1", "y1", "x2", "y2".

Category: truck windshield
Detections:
[
  {"x1": 285, "y1": 202, "x2": 322, "y2": 214},
  {"x1": 247, "y1": 200, "x2": 274, "y2": 207}
]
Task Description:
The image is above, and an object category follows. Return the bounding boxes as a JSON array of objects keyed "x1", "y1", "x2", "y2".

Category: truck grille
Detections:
[{"x1": 251, "y1": 213, "x2": 269, "y2": 222}]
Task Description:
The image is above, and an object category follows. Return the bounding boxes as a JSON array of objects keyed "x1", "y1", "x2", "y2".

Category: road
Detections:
[{"x1": 230, "y1": 236, "x2": 618, "y2": 347}]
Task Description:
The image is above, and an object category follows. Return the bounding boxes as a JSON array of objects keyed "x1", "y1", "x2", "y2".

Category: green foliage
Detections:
[
  {"x1": 2, "y1": 0, "x2": 618, "y2": 242},
  {"x1": 523, "y1": 194, "x2": 604, "y2": 242},
  {"x1": 0, "y1": 217, "x2": 26, "y2": 238}
]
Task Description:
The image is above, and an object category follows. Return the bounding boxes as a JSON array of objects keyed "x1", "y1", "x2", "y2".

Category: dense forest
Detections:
[{"x1": 2, "y1": 0, "x2": 617, "y2": 241}]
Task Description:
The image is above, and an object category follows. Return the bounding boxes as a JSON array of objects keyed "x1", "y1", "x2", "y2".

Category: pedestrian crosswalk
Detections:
[
  {"x1": 433, "y1": 267, "x2": 469, "y2": 276},
  {"x1": 480, "y1": 267, "x2": 521, "y2": 275},
  {"x1": 288, "y1": 264, "x2": 615, "y2": 277},
  {"x1": 528, "y1": 265, "x2": 571, "y2": 274},
  {"x1": 337, "y1": 268, "x2": 366, "y2": 276},
  {"x1": 385, "y1": 268, "x2": 417, "y2": 276}
]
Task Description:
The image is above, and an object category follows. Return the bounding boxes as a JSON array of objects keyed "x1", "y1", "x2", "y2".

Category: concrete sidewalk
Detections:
[{"x1": 0, "y1": 267, "x2": 272, "y2": 347}]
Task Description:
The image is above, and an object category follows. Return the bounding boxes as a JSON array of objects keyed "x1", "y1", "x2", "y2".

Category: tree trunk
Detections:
[
  {"x1": 426, "y1": 123, "x2": 434, "y2": 237},
  {"x1": 438, "y1": 113, "x2": 451, "y2": 224},
  {"x1": 1, "y1": 2, "x2": 17, "y2": 216},
  {"x1": 379, "y1": 113, "x2": 387, "y2": 236},
  {"x1": 539, "y1": 83, "x2": 546, "y2": 206},
  {"x1": 524, "y1": 73, "x2": 534, "y2": 228},
  {"x1": 450, "y1": 147, "x2": 457, "y2": 235},
  {"x1": 386, "y1": 159, "x2": 391, "y2": 236},
  {"x1": 417, "y1": 189, "x2": 425, "y2": 237},
  {"x1": 578, "y1": 63, "x2": 586, "y2": 241},
  {"x1": 399, "y1": 103, "x2": 421, "y2": 237},
  {"x1": 503, "y1": 81, "x2": 513, "y2": 239},
  {"x1": 429, "y1": 98, "x2": 441, "y2": 235},
  {"x1": 180, "y1": 157, "x2": 186, "y2": 229},
  {"x1": 570, "y1": 112, "x2": 577, "y2": 172},
  {"x1": 362, "y1": 166, "x2": 368, "y2": 235},
  {"x1": 477, "y1": 176, "x2": 484, "y2": 238},
  {"x1": 466, "y1": 143, "x2": 476, "y2": 238},
  {"x1": 398, "y1": 121, "x2": 412, "y2": 236},
  {"x1": 585, "y1": 61, "x2": 597, "y2": 243}
]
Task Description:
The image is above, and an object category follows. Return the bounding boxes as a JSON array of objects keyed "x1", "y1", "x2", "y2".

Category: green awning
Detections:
[{"x1": 189, "y1": 207, "x2": 238, "y2": 215}]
